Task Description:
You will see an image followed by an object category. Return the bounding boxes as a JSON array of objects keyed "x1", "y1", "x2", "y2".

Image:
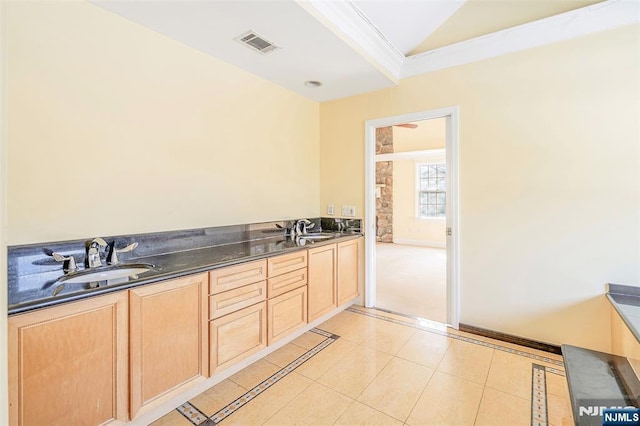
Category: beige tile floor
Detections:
[
  {"x1": 376, "y1": 243, "x2": 447, "y2": 323},
  {"x1": 152, "y1": 307, "x2": 573, "y2": 426}
]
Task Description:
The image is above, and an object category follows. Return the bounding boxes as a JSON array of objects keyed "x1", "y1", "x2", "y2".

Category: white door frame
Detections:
[{"x1": 364, "y1": 106, "x2": 460, "y2": 328}]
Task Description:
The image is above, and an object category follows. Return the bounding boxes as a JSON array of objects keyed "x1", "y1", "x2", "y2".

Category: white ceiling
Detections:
[
  {"x1": 353, "y1": 0, "x2": 466, "y2": 55},
  {"x1": 92, "y1": 0, "x2": 639, "y2": 102},
  {"x1": 93, "y1": 1, "x2": 395, "y2": 102}
]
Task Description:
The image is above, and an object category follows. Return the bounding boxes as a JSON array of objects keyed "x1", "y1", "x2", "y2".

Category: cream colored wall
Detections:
[
  {"x1": 320, "y1": 25, "x2": 640, "y2": 352},
  {"x1": 6, "y1": 1, "x2": 320, "y2": 245},
  {"x1": 1, "y1": 1, "x2": 8, "y2": 422},
  {"x1": 392, "y1": 156, "x2": 446, "y2": 246}
]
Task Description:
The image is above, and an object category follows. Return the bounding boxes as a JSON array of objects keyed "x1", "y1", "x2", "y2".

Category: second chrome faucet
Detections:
[
  {"x1": 84, "y1": 238, "x2": 138, "y2": 269},
  {"x1": 85, "y1": 237, "x2": 107, "y2": 268},
  {"x1": 290, "y1": 219, "x2": 314, "y2": 239},
  {"x1": 51, "y1": 237, "x2": 140, "y2": 275}
]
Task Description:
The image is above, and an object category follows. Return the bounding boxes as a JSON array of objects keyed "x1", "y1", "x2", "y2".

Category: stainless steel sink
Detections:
[
  {"x1": 57, "y1": 263, "x2": 154, "y2": 284},
  {"x1": 299, "y1": 233, "x2": 336, "y2": 241}
]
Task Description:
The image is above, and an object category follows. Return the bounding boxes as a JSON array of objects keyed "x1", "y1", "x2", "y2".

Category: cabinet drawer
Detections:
[
  {"x1": 267, "y1": 286, "x2": 308, "y2": 345},
  {"x1": 267, "y1": 251, "x2": 307, "y2": 277},
  {"x1": 210, "y1": 302, "x2": 267, "y2": 374},
  {"x1": 209, "y1": 260, "x2": 267, "y2": 294},
  {"x1": 209, "y1": 281, "x2": 266, "y2": 319},
  {"x1": 267, "y1": 268, "x2": 307, "y2": 298}
]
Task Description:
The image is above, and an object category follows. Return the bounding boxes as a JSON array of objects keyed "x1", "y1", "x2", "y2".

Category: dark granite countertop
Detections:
[
  {"x1": 562, "y1": 344, "x2": 640, "y2": 425},
  {"x1": 8, "y1": 225, "x2": 362, "y2": 315},
  {"x1": 607, "y1": 284, "x2": 640, "y2": 343}
]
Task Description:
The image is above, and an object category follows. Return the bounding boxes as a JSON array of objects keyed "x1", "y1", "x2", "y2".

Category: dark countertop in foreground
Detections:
[
  {"x1": 607, "y1": 284, "x2": 640, "y2": 343},
  {"x1": 9, "y1": 232, "x2": 361, "y2": 315},
  {"x1": 561, "y1": 283, "x2": 640, "y2": 424},
  {"x1": 562, "y1": 344, "x2": 640, "y2": 425}
]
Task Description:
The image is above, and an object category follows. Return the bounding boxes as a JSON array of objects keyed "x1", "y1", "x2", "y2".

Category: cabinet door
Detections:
[
  {"x1": 210, "y1": 302, "x2": 267, "y2": 374},
  {"x1": 268, "y1": 286, "x2": 308, "y2": 345},
  {"x1": 307, "y1": 243, "x2": 337, "y2": 322},
  {"x1": 129, "y1": 273, "x2": 209, "y2": 418},
  {"x1": 337, "y1": 238, "x2": 361, "y2": 305},
  {"x1": 8, "y1": 291, "x2": 128, "y2": 426}
]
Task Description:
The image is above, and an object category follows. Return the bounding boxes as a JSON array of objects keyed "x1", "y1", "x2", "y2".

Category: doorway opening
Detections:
[
  {"x1": 375, "y1": 120, "x2": 447, "y2": 322},
  {"x1": 364, "y1": 107, "x2": 460, "y2": 328}
]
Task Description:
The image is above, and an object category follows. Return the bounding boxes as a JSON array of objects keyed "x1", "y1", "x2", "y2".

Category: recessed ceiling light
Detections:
[{"x1": 304, "y1": 81, "x2": 322, "y2": 88}]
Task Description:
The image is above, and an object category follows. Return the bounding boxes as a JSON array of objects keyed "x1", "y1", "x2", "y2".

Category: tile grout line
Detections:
[
  {"x1": 403, "y1": 357, "x2": 440, "y2": 424},
  {"x1": 347, "y1": 307, "x2": 565, "y2": 372},
  {"x1": 472, "y1": 348, "x2": 496, "y2": 425},
  {"x1": 531, "y1": 364, "x2": 549, "y2": 426},
  {"x1": 347, "y1": 328, "x2": 419, "y2": 405},
  {"x1": 345, "y1": 339, "x2": 402, "y2": 420},
  {"x1": 176, "y1": 328, "x2": 340, "y2": 425},
  {"x1": 401, "y1": 333, "x2": 454, "y2": 423}
]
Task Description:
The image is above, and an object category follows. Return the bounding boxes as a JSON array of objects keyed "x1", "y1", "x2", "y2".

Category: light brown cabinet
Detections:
[
  {"x1": 210, "y1": 301, "x2": 267, "y2": 373},
  {"x1": 209, "y1": 260, "x2": 268, "y2": 374},
  {"x1": 267, "y1": 250, "x2": 307, "y2": 277},
  {"x1": 8, "y1": 237, "x2": 362, "y2": 425},
  {"x1": 209, "y1": 260, "x2": 267, "y2": 294},
  {"x1": 307, "y1": 243, "x2": 337, "y2": 322},
  {"x1": 8, "y1": 291, "x2": 129, "y2": 426},
  {"x1": 209, "y1": 281, "x2": 267, "y2": 319},
  {"x1": 129, "y1": 273, "x2": 209, "y2": 418},
  {"x1": 267, "y1": 264, "x2": 307, "y2": 299},
  {"x1": 337, "y1": 238, "x2": 361, "y2": 305},
  {"x1": 268, "y1": 284, "x2": 308, "y2": 345},
  {"x1": 266, "y1": 251, "x2": 308, "y2": 344}
]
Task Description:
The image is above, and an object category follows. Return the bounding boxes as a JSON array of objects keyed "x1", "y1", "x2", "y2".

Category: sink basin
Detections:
[
  {"x1": 299, "y1": 233, "x2": 336, "y2": 241},
  {"x1": 57, "y1": 263, "x2": 154, "y2": 284},
  {"x1": 295, "y1": 233, "x2": 337, "y2": 246}
]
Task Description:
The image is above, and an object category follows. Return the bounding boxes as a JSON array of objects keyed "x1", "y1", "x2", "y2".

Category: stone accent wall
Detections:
[
  {"x1": 375, "y1": 127, "x2": 393, "y2": 243},
  {"x1": 376, "y1": 126, "x2": 393, "y2": 154},
  {"x1": 376, "y1": 161, "x2": 393, "y2": 242}
]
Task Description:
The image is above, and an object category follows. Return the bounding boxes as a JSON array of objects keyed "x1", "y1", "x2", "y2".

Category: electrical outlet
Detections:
[
  {"x1": 342, "y1": 205, "x2": 356, "y2": 217},
  {"x1": 327, "y1": 204, "x2": 335, "y2": 215}
]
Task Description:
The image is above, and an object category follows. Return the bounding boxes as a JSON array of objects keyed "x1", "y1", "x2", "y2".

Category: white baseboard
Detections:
[{"x1": 392, "y1": 238, "x2": 446, "y2": 248}]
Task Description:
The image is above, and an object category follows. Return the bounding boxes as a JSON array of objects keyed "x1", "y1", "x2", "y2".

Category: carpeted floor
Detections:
[{"x1": 375, "y1": 243, "x2": 447, "y2": 323}]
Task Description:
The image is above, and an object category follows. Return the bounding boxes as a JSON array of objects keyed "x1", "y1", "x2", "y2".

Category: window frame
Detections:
[{"x1": 415, "y1": 162, "x2": 447, "y2": 220}]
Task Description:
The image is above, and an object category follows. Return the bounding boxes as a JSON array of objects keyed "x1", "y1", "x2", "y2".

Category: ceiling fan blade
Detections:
[{"x1": 394, "y1": 123, "x2": 418, "y2": 129}]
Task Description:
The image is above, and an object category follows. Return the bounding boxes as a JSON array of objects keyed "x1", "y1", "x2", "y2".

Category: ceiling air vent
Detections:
[{"x1": 234, "y1": 30, "x2": 280, "y2": 55}]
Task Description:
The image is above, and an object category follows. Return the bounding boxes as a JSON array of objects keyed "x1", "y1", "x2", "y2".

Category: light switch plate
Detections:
[
  {"x1": 342, "y1": 205, "x2": 356, "y2": 217},
  {"x1": 327, "y1": 204, "x2": 335, "y2": 215}
]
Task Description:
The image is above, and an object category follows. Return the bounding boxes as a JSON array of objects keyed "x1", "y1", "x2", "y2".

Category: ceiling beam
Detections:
[
  {"x1": 296, "y1": 0, "x2": 404, "y2": 83},
  {"x1": 402, "y1": 0, "x2": 640, "y2": 78}
]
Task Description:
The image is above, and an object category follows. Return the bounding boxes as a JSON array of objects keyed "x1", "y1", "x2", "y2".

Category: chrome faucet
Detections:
[
  {"x1": 51, "y1": 252, "x2": 78, "y2": 273},
  {"x1": 85, "y1": 237, "x2": 107, "y2": 268},
  {"x1": 107, "y1": 241, "x2": 138, "y2": 265},
  {"x1": 291, "y1": 219, "x2": 314, "y2": 238}
]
